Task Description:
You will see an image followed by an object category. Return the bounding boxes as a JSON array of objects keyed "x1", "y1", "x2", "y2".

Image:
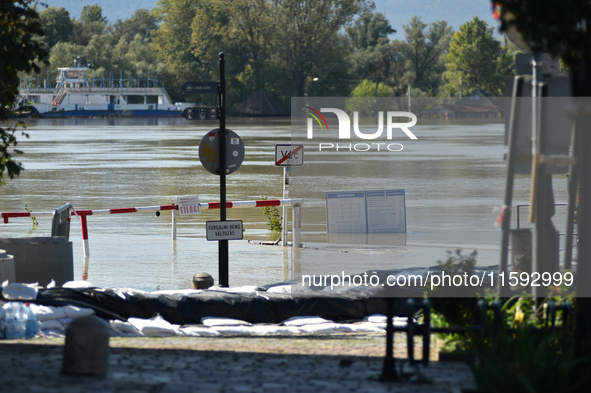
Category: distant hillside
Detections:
[{"x1": 39, "y1": 0, "x2": 498, "y2": 33}]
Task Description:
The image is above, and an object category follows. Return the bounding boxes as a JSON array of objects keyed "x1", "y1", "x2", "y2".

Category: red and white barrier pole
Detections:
[
  {"x1": 0, "y1": 198, "x2": 303, "y2": 259},
  {"x1": 0, "y1": 211, "x2": 52, "y2": 223},
  {"x1": 80, "y1": 214, "x2": 90, "y2": 257}
]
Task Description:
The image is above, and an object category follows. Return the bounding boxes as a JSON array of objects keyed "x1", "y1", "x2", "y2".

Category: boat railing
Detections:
[
  {"x1": 19, "y1": 86, "x2": 165, "y2": 95},
  {"x1": 19, "y1": 87, "x2": 55, "y2": 94},
  {"x1": 54, "y1": 86, "x2": 68, "y2": 105}
]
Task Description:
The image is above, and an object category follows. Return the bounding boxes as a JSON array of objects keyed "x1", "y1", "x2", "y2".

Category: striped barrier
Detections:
[{"x1": 0, "y1": 199, "x2": 303, "y2": 258}]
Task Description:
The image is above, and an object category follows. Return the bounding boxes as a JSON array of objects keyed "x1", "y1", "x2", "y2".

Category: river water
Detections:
[{"x1": 0, "y1": 117, "x2": 569, "y2": 290}]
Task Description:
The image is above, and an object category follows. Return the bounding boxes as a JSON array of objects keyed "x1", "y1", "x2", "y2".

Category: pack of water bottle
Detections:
[{"x1": 1, "y1": 301, "x2": 38, "y2": 339}]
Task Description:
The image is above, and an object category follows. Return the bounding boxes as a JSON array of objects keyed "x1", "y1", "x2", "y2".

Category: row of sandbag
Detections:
[
  {"x1": 30, "y1": 302, "x2": 407, "y2": 338},
  {"x1": 33, "y1": 286, "x2": 408, "y2": 325}
]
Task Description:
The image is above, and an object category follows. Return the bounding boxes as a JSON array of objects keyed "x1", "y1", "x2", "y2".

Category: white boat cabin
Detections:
[{"x1": 19, "y1": 67, "x2": 178, "y2": 115}]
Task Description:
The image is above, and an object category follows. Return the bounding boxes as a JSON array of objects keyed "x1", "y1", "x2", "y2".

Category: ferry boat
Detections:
[{"x1": 17, "y1": 67, "x2": 190, "y2": 118}]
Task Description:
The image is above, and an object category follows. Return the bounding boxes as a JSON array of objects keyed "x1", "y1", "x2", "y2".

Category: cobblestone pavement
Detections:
[{"x1": 0, "y1": 334, "x2": 478, "y2": 393}]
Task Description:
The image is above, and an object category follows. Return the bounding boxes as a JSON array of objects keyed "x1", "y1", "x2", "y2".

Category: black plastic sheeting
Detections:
[{"x1": 27, "y1": 287, "x2": 404, "y2": 325}]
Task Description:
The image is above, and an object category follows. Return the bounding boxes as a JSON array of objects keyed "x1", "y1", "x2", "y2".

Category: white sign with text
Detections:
[{"x1": 177, "y1": 195, "x2": 201, "y2": 216}]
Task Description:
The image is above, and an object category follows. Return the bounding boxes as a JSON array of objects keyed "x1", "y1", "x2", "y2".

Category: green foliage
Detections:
[
  {"x1": 23, "y1": 2, "x2": 519, "y2": 115},
  {"x1": 351, "y1": 79, "x2": 393, "y2": 97},
  {"x1": 402, "y1": 16, "x2": 453, "y2": 96},
  {"x1": 151, "y1": 0, "x2": 202, "y2": 102},
  {"x1": 24, "y1": 202, "x2": 39, "y2": 232},
  {"x1": 495, "y1": 0, "x2": 591, "y2": 96},
  {"x1": 81, "y1": 4, "x2": 107, "y2": 24},
  {"x1": 428, "y1": 250, "x2": 480, "y2": 352},
  {"x1": 347, "y1": 12, "x2": 400, "y2": 96},
  {"x1": 432, "y1": 295, "x2": 585, "y2": 392},
  {"x1": 109, "y1": 9, "x2": 156, "y2": 42},
  {"x1": 427, "y1": 251, "x2": 588, "y2": 392},
  {"x1": 68, "y1": 5, "x2": 108, "y2": 48},
  {"x1": 261, "y1": 197, "x2": 282, "y2": 234},
  {"x1": 495, "y1": 1, "x2": 590, "y2": 69},
  {"x1": 274, "y1": 0, "x2": 372, "y2": 97},
  {"x1": 0, "y1": 0, "x2": 47, "y2": 185},
  {"x1": 444, "y1": 17, "x2": 516, "y2": 97},
  {"x1": 346, "y1": 79, "x2": 393, "y2": 116},
  {"x1": 38, "y1": 6, "x2": 74, "y2": 49},
  {"x1": 346, "y1": 11, "x2": 394, "y2": 50},
  {"x1": 472, "y1": 323, "x2": 576, "y2": 393},
  {"x1": 471, "y1": 293, "x2": 586, "y2": 393},
  {"x1": 70, "y1": 20, "x2": 104, "y2": 47},
  {"x1": 48, "y1": 41, "x2": 85, "y2": 69}
]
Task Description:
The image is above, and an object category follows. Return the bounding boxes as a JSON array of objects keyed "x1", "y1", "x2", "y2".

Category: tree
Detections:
[
  {"x1": 38, "y1": 6, "x2": 74, "y2": 50},
  {"x1": 0, "y1": 0, "x2": 47, "y2": 184},
  {"x1": 223, "y1": 0, "x2": 275, "y2": 91},
  {"x1": 151, "y1": 0, "x2": 202, "y2": 101},
  {"x1": 80, "y1": 4, "x2": 107, "y2": 24},
  {"x1": 402, "y1": 16, "x2": 452, "y2": 96},
  {"x1": 351, "y1": 78, "x2": 393, "y2": 97},
  {"x1": 347, "y1": 12, "x2": 397, "y2": 95},
  {"x1": 48, "y1": 41, "x2": 86, "y2": 70},
  {"x1": 347, "y1": 78, "x2": 393, "y2": 116},
  {"x1": 186, "y1": 0, "x2": 278, "y2": 107},
  {"x1": 70, "y1": 5, "x2": 107, "y2": 47},
  {"x1": 443, "y1": 17, "x2": 514, "y2": 97},
  {"x1": 383, "y1": 40, "x2": 408, "y2": 97},
  {"x1": 112, "y1": 37, "x2": 131, "y2": 73},
  {"x1": 347, "y1": 11, "x2": 394, "y2": 50},
  {"x1": 109, "y1": 9, "x2": 158, "y2": 42},
  {"x1": 274, "y1": 0, "x2": 373, "y2": 96},
  {"x1": 126, "y1": 35, "x2": 159, "y2": 77}
]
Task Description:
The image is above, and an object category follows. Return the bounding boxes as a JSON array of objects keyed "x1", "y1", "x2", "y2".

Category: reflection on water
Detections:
[
  {"x1": 327, "y1": 233, "x2": 407, "y2": 246},
  {"x1": 0, "y1": 117, "x2": 291, "y2": 290},
  {"x1": 0, "y1": 117, "x2": 569, "y2": 290}
]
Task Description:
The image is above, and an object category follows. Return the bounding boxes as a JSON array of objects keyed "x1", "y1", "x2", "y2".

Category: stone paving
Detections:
[{"x1": 0, "y1": 334, "x2": 478, "y2": 393}]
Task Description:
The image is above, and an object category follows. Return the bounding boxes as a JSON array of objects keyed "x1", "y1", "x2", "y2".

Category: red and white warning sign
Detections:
[
  {"x1": 177, "y1": 195, "x2": 201, "y2": 215},
  {"x1": 275, "y1": 144, "x2": 304, "y2": 166}
]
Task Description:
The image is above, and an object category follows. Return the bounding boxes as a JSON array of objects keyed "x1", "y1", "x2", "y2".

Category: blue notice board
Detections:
[{"x1": 326, "y1": 189, "x2": 406, "y2": 234}]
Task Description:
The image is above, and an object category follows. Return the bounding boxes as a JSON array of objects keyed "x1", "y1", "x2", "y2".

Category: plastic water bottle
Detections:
[
  {"x1": 4, "y1": 302, "x2": 27, "y2": 339},
  {"x1": 0, "y1": 306, "x2": 6, "y2": 339},
  {"x1": 14, "y1": 303, "x2": 28, "y2": 339},
  {"x1": 4, "y1": 302, "x2": 17, "y2": 339},
  {"x1": 24, "y1": 303, "x2": 38, "y2": 338}
]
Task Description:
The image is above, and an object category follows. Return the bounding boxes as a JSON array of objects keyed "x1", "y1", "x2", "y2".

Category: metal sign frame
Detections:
[
  {"x1": 206, "y1": 220, "x2": 244, "y2": 241},
  {"x1": 181, "y1": 81, "x2": 219, "y2": 94}
]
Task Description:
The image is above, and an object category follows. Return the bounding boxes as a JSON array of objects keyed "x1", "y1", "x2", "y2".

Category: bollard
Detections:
[
  {"x1": 192, "y1": 272, "x2": 214, "y2": 289},
  {"x1": 0, "y1": 249, "x2": 15, "y2": 283},
  {"x1": 62, "y1": 315, "x2": 110, "y2": 376}
]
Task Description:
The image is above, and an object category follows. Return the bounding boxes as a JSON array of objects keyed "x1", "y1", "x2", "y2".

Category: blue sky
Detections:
[{"x1": 41, "y1": 0, "x2": 499, "y2": 35}]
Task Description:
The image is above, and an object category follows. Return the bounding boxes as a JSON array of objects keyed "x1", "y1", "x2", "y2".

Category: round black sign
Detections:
[{"x1": 199, "y1": 129, "x2": 245, "y2": 175}]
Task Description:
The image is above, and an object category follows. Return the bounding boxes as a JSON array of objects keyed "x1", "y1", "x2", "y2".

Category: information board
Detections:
[{"x1": 326, "y1": 189, "x2": 406, "y2": 234}]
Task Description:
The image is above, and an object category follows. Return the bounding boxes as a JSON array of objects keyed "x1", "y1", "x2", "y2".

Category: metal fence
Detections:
[{"x1": 381, "y1": 297, "x2": 572, "y2": 381}]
